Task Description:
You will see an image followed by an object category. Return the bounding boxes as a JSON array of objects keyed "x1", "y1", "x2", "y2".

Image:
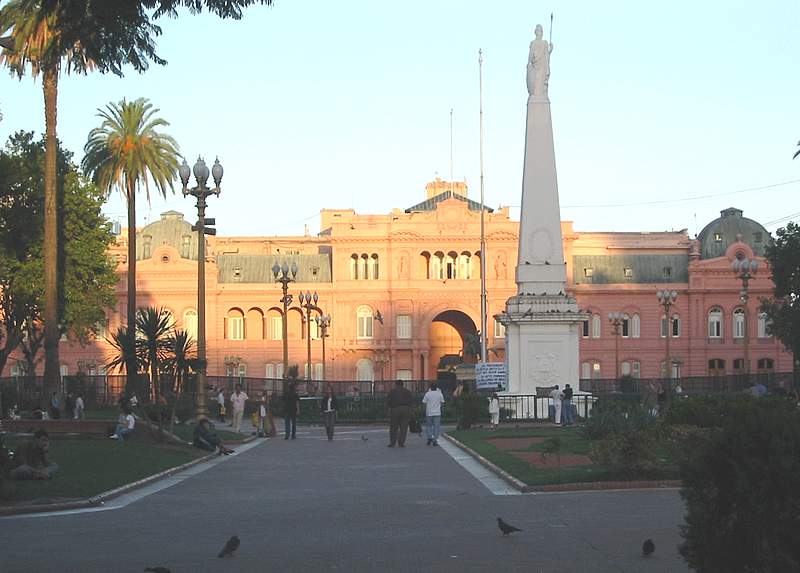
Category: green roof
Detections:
[{"x1": 405, "y1": 191, "x2": 494, "y2": 213}]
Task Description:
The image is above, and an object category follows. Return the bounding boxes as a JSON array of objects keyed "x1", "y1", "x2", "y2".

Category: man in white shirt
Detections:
[
  {"x1": 422, "y1": 382, "x2": 445, "y2": 446},
  {"x1": 230, "y1": 384, "x2": 249, "y2": 432},
  {"x1": 550, "y1": 385, "x2": 563, "y2": 425}
]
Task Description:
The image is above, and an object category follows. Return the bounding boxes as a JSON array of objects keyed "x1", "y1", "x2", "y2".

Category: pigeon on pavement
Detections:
[
  {"x1": 642, "y1": 539, "x2": 655, "y2": 556},
  {"x1": 497, "y1": 518, "x2": 523, "y2": 535},
  {"x1": 144, "y1": 568, "x2": 171, "y2": 573},
  {"x1": 217, "y1": 535, "x2": 241, "y2": 558},
  {"x1": 361, "y1": 434, "x2": 368, "y2": 441}
]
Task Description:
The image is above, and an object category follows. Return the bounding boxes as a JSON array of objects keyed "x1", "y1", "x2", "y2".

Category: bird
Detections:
[
  {"x1": 544, "y1": 260, "x2": 550, "y2": 265},
  {"x1": 524, "y1": 261, "x2": 531, "y2": 265},
  {"x1": 375, "y1": 310, "x2": 384, "y2": 325},
  {"x1": 361, "y1": 434, "x2": 368, "y2": 441},
  {"x1": 144, "y1": 568, "x2": 171, "y2": 573},
  {"x1": 497, "y1": 517, "x2": 522, "y2": 536},
  {"x1": 217, "y1": 535, "x2": 240, "y2": 558},
  {"x1": 642, "y1": 539, "x2": 655, "y2": 557}
]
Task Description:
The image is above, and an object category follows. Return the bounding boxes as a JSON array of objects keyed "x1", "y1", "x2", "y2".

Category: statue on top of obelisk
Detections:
[{"x1": 527, "y1": 24, "x2": 553, "y2": 98}]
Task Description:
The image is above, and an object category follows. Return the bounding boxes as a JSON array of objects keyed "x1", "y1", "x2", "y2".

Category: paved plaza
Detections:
[{"x1": 1, "y1": 426, "x2": 689, "y2": 572}]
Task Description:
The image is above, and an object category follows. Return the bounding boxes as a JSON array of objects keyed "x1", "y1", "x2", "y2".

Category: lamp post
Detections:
[
  {"x1": 271, "y1": 261, "x2": 298, "y2": 381},
  {"x1": 608, "y1": 312, "x2": 624, "y2": 380},
  {"x1": 314, "y1": 314, "x2": 331, "y2": 381},
  {"x1": 732, "y1": 257, "x2": 759, "y2": 381},
  {"x1": 298, "y1": 291, "x2": 322, "y2": 382},
  {"x1": 656, "y1": 289, "x2": 678, "y2": 380},
  {"x1": 181, "y1": 156, "x2": 222, "y2": 420}
]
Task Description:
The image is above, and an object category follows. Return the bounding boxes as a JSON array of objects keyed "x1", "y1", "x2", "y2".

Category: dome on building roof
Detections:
[{"x1": 696, "y1": 207, "x2": 769, "y2": 260}]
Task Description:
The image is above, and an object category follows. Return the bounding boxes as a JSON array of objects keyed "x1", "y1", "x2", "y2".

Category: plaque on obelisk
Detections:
[{"x1": 497, "y1": 23, "x2": 588, "y2": 396}]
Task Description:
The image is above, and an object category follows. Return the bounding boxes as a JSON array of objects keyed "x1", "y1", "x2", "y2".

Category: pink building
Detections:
[{"x1": 3, "y1": 182, "x2": 790, "y2": 383}]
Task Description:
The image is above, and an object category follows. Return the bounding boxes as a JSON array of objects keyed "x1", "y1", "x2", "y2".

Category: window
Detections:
[
  {"x1": 584, "y1": 267, "x2": 594, "y2": 278},
  {"x1": 233, "y1": 266, "x2": 241, "y2": 278},
  {"x1": 311, "y1": 266, "x2": 319, "y2": 277},
  {"x1": 757, "y1": 313, "x2": 771, "y2": 338},
  {"x1": 661, "y1": 361, "x2": 681, "y2": 378},
  {"x1": 266, "y1": 364, "x2": 275, "y2": 379},
  {"x1": 663, "y1": 266, "x2": 672, "y2": 278},
  {"x1": 309, "y1": 319, "x2": 320, "y2": 340},
  {"x1": 757, "y1": 358, "x2": 774, "y2": 371},
  {"x1": 592, "y1": 315, "x2": 601, "y2": 338},
  {"x1": 708, "y1": 358, "x2": 725, "y2": 374},
  {"x1": 181, "y1": 235, "x2": 191, "y2": 258},
  {"x1": 349, "y1": 255, "x2": 358, "y2": 280},
  {"x1": 357, "y1": 305, "x2": 373, "y2": 339},
  {"x1": 582, "y1": 319, "x2": 590, "y2": 338},
  {"x1": 459, "y1": 253, "x2": 471, "y2": 279},
  {"x1": 226, "y1": 363, "x2": 246, "y2": 378},
  {"x1": 359, "y1": 255, "x2": 368, "y2": 280},
  {"x1": 271, "y1": 316, "x2": 283, "y2": 340},
  {"x1": 631, "y1": 314, "x2": 641, "y2": 338},
  {"x1": 228, "y1": 315, "x2": 244, "y2": 340},
  {"x1": 708, "y1": 308, "x2": 722, "y2": 338},
  {"x1": 621, "y1": 361, "x2": 631, "y2": 376},
  {"x1": 431, "y1": 252, "x2": 443, "y2": 279},
  {"x1": 60, "y1": 364, "x2": 69, "y2": 378},
  {"x1": 714, "y1": 232, "x2": 723, "y2": 242},
  {"x1": 315, "y1": 363, "x2": 324, "y2": 380},
  {"x1": 276, "y1": 363, "x2": 284, "y2": 379},
  {"x1": 494, "y1": 319, "x2": 506, "y2": 339},
  {"x1": 661, "y1": 314, "x2": 680, "y2": 338},
  {"x1": 623, "y1": 267, "x2": 633, "y2": 278},
  {"x1": 368, "y1": 254, "x2": 379, "y2": 280},
  {"x1": 445, "y1": 252, "x2": 458, "y2": 279},
  {"x1": 733, "y1": 358, "x2": 745, "y2": 372},
  {"x1": 183, "y1": 309, "x2": 197, "y2": 340},
  {"x1": 621, "y1": 315, "x2": 630, "y2": 338},
  {"x1": 733, "y1": 308, "x2": 745, "y2": 339},
  {"x1": 396, "y1": 315, "x2": 412, "y2": 339},
  {"x1": 142, "y1": 239, "x2": 151, "y2": 259},
  {"x1": 632, "y1": 361, "x2": 641, "y2": 379},
  {"x1": 581, "y1": 362, "x2": 591, "y2": 380},
  {"x1": 396, "y1": 369, "x2": 412, "y2": 381},
  {"x1": 754, "y1": 232, "x2": 763, "y2": 243},
  {"x1": 592, "y1": 363, "x2": 601, "y2": 380},
  {"x1": 94, "y1": 319, "x2": 107, "y2": 340},
  {"x1": 356, "y1": 358, "x2": 374, "y2": 381}
]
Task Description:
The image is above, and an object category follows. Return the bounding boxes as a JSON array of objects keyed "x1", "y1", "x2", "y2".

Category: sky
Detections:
[{"x1": 1, "y1": 0, "x2": 799, "y2": 238}]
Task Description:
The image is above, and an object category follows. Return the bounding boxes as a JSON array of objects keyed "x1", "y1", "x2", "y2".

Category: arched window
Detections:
[
  {"x1": 183, "y1": 309, "x2": 198, "y2": 340},
  {"x1": 349, "y1": 254, "x2": 358, "y2": 280},
  {"x1": 757, "y1": 358, "x2": 774, "y2": 372},
  {"x1": 592, "y1": 314, "x2": 601, "y2": 338},
  {"x1": 661, "y1": 314, "x2": 681, "y2": 337},
  {"x1": 356, "y1": 358, "x2": 375, "y2": 382},
  {"x1": 431, "y1": 252, "x2": 444, "y2": 280},
  {"x1": 708, "y1": 308, "x2": 723, "y2": 338},
  {"x1": 445, "y1": 251, "x2": 458, "y2": 279},
  {"x1": 621, "y1": 361, "x2": 631, "y2": 376},
  {"x1": 246, "y1": 308, "x2": 264, "y2": 340},
  {"x1": 581, "y1": 362, "x2": 591, "y2": 380},
  {"x1": 620, "y1": 314, "x2": 631, "y2": 338},
  {"x1": 582, "y1": 319, "x2": 590, "y2": 338},
  {"x1": 733, "y1": 308, "x2": 745, "y2": 339},
  {"x1": 226, "y1": 309, "x2": 244, "y2": 340},
  {"x1": 420, "y1": 252, "x2": 431, "y2": 279},
  {"x1": 369, "y1": 254, "x2": 379, "y2": 280},
  {"x1": 359, "y1": 254, "x2": 368, "y2": 280},
  {"x1": 459, "y1": 252, "x2": 471, "y2": 279},
  {"x1": 631, "y1": 314, "x2": 640, "y2": 338},
  {"x1": 757, "y1": 312, "x2": 771, "y2": 338},
  {"x1": 357, "y1": 305, "x2": 373, "y2": 339}
]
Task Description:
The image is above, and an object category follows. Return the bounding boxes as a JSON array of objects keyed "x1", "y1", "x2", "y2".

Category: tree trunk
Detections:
[
  {"x1": 42, "y1": 69, "x2": 60, "y2": 400},
  {"x1": 125, "y1": 180, "x2": 137, "y2": 390}
]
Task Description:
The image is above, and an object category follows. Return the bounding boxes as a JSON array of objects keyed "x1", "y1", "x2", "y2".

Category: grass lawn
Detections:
[
  {"x1": 1, "y1": 437, "x2": 204, "y2": 504},
  {"x1": 448, "y1": 425, "x2": 678, "y2": 486}
]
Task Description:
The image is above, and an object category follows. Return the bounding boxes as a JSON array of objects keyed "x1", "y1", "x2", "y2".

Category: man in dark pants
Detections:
[
  {"x1": 283, "y1": 384, "x2": 300, "y2": 440},
  {"x1": 386, "y1": 380, "x2": 413, "y2": 448}
]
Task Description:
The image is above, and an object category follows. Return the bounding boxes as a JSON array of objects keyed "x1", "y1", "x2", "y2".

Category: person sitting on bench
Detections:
[
  {"x1": 110, "y1": 405, "x2": 135, "y2": 441},
  {"x1": 193, "y1": 418, "x2": 234, "y2": 455}
]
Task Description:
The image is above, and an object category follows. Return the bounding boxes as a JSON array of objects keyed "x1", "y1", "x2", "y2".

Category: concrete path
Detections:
[{"x1": 0, "y1": 425, "x2": 689, "y2": 572}]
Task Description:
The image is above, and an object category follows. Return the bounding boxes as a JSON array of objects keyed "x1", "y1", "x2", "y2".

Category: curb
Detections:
[
  {"x1": 442, "y1": 432, "x2": 681, "y2": 493},
  {"x1": 0, "y1": 433, "x2": 260, "y2": 517}
]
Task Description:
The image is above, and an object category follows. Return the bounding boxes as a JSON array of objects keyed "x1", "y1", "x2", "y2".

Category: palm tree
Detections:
[
  {"x1": 104, "y1": 325, "x2": 142, "y2": 397},
  {"x1": 163, "y1": 329, "x2": 202, "y2": 435},
  {"x1": 1, "y1": 2, "x2": 94, "y2": 397},
  {"x1": 794, "y1": 140, "x2": 799, "y2": 160},
  {"x1": 82, "y1": 98, "x2": 180, "y2": 380},
  {"x1": 135, "y1": 306, "x2": 174, "y2": 402}
]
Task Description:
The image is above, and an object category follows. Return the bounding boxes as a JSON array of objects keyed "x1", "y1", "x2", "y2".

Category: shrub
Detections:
[
  {"x1": 664, "y1": 394, "x2": 757, "y2": 428},
  {"x1": 589, "y1": 427, "x2": 662, "y2": 479},
  {"x1": 678, "y1": 398, "x2": 800, "y2": 572},
  {"x1": 580, "y1": 398, "x2": 654, "y2": 440}
]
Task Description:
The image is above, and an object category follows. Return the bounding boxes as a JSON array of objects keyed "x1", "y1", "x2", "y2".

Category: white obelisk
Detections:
[{"x1": 498, "y1": 23, "x2": 587, "y2": 395}]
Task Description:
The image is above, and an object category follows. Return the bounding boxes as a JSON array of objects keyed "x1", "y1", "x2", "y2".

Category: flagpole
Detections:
[{"x1": 479, "y1": 49, "x2": 488, "y2": 364}]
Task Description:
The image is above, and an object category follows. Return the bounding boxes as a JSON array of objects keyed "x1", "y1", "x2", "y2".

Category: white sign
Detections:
[{"x1": 475, "y1": 362, "x2": 507, "y2": 390}]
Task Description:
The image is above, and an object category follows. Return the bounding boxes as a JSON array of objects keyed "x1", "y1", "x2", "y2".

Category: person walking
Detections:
[
  {"x1": 561, "y1": 384, "x2": 574, "y2": 426},
  {"x1": 283, "y1": 384, "x2": 300, "y2": 440},
  {"x1": 550, "y1": 385, "x2": 563, "y2": 425},
  {"x1": 320, "y1": 385, "x2": 338, "y2": 441},
  {"x1": 386, "y1": 380, "x2": 413, "y2": 448},
  {"x1": 230, "y1": 384, "x2": 249, "y2": 433},
  {"x1": 216, "y1": 388, "x2": 227, "y2": 423},
  {"x1": 49, "y1": 392, "x2": 61, "y2": 420},
  {"x1": 73, "y1": 393, "x2": 85, "y2": 420},
  {"x1": 488, "y1": 392, "x2": 501, "y2": 429},
  {"x1": 422, "y1": 382, "x2": 445, "y2": 446}
]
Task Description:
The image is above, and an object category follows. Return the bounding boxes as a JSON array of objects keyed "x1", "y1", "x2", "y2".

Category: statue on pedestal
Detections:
[{"x1": 527, "y1": 24, "x2": 553, "y2": 98}]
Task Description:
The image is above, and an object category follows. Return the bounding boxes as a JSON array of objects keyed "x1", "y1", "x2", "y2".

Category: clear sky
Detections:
[{"x1": 1, "y1": 0, "x2": 799, "y2": 237}]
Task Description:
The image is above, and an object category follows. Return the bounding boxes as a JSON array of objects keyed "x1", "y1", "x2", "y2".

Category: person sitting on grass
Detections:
[
  {"x1": 10, "y1": 429, "x2": 58, "y2": 480},
  {"x1": 110, "y1": 405, "x2": 135, "y2": 441},
  {"x1": 193, "y1": 418, "x2": 234, "y2": 455}
]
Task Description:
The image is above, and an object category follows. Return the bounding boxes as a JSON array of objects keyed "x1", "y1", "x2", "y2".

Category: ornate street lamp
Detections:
[
  {"x1": 608, "y1": 312, "x2": 625, "y2": 381},
  {"x1": 298, "y1": 291, "x2": 322, "y2": 383},
  {"x1": 181, "y1": 156, "x2": 222, "y2": 420},
  {"x1": 272, "y1": 260, "x2": 299, "y2": 381},
  {"x1": 656, "y1": 289, "x2": 678, "y2": 380},
  {"x1": 314, "y1": 314, "x2": 332, "y2": 381},
  {"x1": 732, "y1": 257, "x2": 759, "y2": 380}
]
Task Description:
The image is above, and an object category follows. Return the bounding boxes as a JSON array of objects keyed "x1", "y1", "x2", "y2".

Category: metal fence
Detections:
[{"x1": 579, "y1": 371, "x2": 796, "y2": 395}]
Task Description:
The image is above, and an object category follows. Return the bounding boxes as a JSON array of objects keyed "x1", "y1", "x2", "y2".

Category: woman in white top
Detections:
[
  {"x1": 488, "y1": 393, "x2": 501, "y2": 429},
  {"x1": 73, "y1": 394, "x2": 85, "y2": 420},
  {"x1": 110, "y1": 406, "x2": 135, "y2": 440}
]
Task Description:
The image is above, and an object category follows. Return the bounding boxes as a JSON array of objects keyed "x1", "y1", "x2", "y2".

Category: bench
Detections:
[{"x1": 1, "y1": 419, "x2": 114, "y2": 436}]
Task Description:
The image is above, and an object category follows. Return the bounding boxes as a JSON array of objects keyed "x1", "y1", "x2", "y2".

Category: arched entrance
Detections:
[{"x1": 428, "y1": 310, "x2": 478, "y2": 380}]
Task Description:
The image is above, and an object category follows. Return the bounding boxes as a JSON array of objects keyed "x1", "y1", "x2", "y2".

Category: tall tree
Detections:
[
  {"x1": 163, "y1": 329, "x2": 201, "y2": 435},
  {"x1": 0, "y1": 1, "x2": 95, "y2": 396},
  {"x1": 82, "y1": 98, "x2": 180, "y2": 382},
  {"x1": 0, "y1": 130, "x2": 116, "y2": 376},
  {"x1": 135, "y1": 306, "x2": 174, "y2": 403},
  {"x1": 760, "y1": 222, "x2": 800, "y2": 372},
  {"x1": 1, "y1": 0, "x2": 272, "y2": 395}
]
